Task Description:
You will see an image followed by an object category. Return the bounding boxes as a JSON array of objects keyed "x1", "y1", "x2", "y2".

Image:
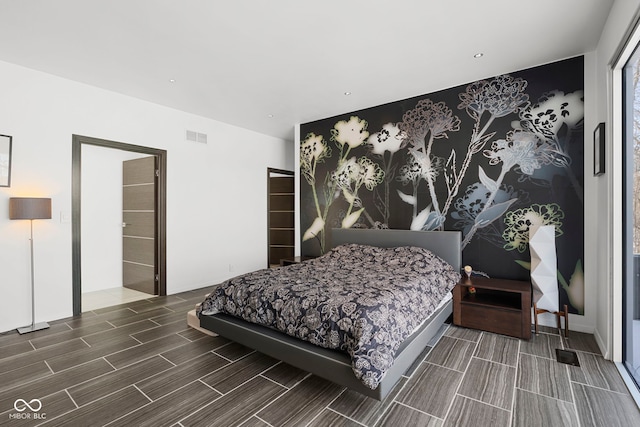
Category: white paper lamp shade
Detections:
[{"x1": 529, "y1": 225, "x2": 559, "y2": 313}]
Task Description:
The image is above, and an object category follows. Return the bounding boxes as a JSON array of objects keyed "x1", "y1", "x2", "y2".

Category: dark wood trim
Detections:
[
  {"x1": 267, "y1": 168, "x2": 294, "y2": 268},
  {"x1": 267, "y1": 167, "x2": 294, "y2": 176},
  {"x1": 72, "y1": 135, "x2": 167, "y2": 316},
  {"x1": 72, "y1": 138, "x2": 82, "y2": 315}
]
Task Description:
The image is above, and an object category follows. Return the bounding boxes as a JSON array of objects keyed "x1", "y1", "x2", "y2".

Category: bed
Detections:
[{"x1": 198, "y1": 228, "x2": 461, "y2": 400}]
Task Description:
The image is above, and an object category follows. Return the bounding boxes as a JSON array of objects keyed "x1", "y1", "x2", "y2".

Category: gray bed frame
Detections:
[{"x1": 199, "y1": 228, "x2": 461, "y2": 400}]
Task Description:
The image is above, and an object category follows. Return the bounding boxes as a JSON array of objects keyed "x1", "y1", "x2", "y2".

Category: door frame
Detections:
[{"x1": 72, "y1": 134, "x2": 167, "y2": 315}]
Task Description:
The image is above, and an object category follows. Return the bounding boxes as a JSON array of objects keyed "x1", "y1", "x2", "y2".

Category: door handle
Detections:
[{"x1": 122, "y1": 222, "x2": 128, "y2": 227}]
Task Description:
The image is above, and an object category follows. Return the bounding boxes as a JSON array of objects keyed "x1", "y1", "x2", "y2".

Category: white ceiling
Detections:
[{"x1": 0, "y1": 0, "x2": 614, "y2": 141}]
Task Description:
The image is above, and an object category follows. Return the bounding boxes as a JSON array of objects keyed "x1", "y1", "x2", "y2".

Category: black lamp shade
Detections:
[{"x1": 9, "y1": 198, "x2": 52, "y2": 220}]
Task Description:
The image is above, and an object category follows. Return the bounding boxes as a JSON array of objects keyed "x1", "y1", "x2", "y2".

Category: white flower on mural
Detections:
[
  {"x1": 367, "y1": 123, "x2": 406, "y2": 226},
  {"x1": 332, "y1": 156, "x2": 384, "y2": 229},
  {"x1": 358, "y1": 157, "x2": 385, "y2": 191},
  {"x1": 300, "y1": 132, "x2": 332, "y2": 185},
  {"x1": 519, "y1": 90, "x2": 584, "y2": 139},
  {"x1": 331, "y1": 116, "x2": 370, "y2": 150},
  {"x1": 368, "y1": 123, "x2": 405, "y2": 155},
  {"x1": 502, "y1": 203, "x2": 564, "y2": 253},
  {"x1": 517, "y1": 90, "x2": 584, "y2": 203},
  {"x1": 484, "y1": 131, "x2": 551, "y2": 175},
  {"x1": 458, "y1": 74, "x2": 530, "y2": 119},
  {"x1": 332, "y1": 156, "x2": 360, "y2": 190}
]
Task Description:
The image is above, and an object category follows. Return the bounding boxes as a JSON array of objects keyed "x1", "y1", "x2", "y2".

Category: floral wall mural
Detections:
[{"x1": 300, "y1": 56, "x2": 585, "y2": 315}]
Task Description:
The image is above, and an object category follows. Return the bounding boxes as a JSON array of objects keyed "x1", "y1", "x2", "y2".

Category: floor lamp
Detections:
[
  {"x1": 10, "y1": 197, "x2": 52, "y2": 334},
  {"x1": 530, "y1": 224, "x2": 568, "y2": 337}
]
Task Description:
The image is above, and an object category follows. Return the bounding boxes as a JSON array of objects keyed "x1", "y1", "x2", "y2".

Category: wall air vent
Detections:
[{"x1": 186, "y1": 130, "x2": 208, "y2": 144}]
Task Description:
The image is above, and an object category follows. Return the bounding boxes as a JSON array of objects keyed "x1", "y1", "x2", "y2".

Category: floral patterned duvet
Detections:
[{"x1": 197, "y1": 243, "x2": 460, "y2": 389}]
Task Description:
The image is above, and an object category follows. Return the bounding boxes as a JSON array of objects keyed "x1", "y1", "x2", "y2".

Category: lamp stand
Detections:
[
  {"x1": 17, "y1": 219, "x2": 49, "y2": 334},
  {"x1": 533, "y1": 302, "x2": 568, "y2": 338}
]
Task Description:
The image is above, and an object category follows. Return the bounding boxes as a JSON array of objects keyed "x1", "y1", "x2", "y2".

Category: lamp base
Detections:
[{"x1": 17, "y1": 322, "x2": 50, "y2": 335}]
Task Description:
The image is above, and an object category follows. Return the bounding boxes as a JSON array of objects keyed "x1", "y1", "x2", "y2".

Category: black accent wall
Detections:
[{"x1": 300, "y1": 56, "x2": 585, "y2": 315}]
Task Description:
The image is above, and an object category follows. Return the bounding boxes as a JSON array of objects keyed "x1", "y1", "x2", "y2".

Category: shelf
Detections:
[
  {"x1": 461, "y1": 290, "x2": 521, "y2": 311},
  {"x1": 268, "y1": 174, "x2": 294, "y2": 267},
  {"x1": 458, "y1": 277, "x2": 531, "y2": 293}
]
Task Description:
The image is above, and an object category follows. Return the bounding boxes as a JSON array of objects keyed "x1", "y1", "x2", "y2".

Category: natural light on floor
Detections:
[{"x1": 82, "y1": 287, "x2": 154, "y2": 312}]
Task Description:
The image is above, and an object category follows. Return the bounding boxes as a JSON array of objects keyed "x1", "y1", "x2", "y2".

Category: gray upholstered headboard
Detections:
[{"x1": 331, "y1": 228, "x2": 462, "y2": 272}]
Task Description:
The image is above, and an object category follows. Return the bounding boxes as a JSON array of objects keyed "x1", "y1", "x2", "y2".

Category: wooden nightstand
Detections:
[{"x1": 453, "y1": 276, "x2": 532, "y2": 340}]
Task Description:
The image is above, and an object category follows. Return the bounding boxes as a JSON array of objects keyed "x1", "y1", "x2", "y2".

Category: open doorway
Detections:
[{"x1": 72, "y1": 135, "x2": 167, "y2": 315}]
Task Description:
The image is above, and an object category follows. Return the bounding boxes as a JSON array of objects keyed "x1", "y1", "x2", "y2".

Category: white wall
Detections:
[
  {"x1": 593, "y1": 0, "x2": 640, "y2": 359},
  {"x1": 81, "y1": 146, "x2": 149, "y2": 293},
  {"x1": 0, "y1": 60, "x2": 293, "y2": 332}
]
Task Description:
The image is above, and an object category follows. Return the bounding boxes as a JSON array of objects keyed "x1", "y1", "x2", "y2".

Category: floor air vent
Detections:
[{"x1": 556, "y1": 349, "x2": 580, "y2": 366}]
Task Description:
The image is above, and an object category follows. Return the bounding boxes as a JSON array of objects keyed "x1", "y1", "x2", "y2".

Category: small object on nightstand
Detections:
[{"x1": 464, "y1": 265, "x2": 472, "y2": 280}]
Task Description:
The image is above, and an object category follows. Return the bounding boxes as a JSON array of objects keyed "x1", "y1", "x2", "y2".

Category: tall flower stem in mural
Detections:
[
  {"x1": 443, "y1": 76, "x2": 530, "y2": 227},
  {"x1": 460, "y1": 166, "x2": 509, "y2": 248},
  {"x1": 410, "y1": 137, "x2": 441, "y2": 217},
  {"x1": 460, "y1": 130, "x2": 551, "y2": 248},
  {"x1": 333, "y1": 156, "x2": 384, "y2": 228},
  {"x1": 375, "y1": 152, "x2": 395, "y2": 225},
  {"x1": 441, "y1": 115, "x2": 496, "y2": 219},
  {"x1": 398, "y1": 100, "x2": 460, "y2": 230},
  {"x1": 300, "y1": 133, "x2": 333, "y2": 253}
]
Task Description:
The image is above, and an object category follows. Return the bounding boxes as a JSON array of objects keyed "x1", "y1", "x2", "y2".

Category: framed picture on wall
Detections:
[
  {"x1": 594, "y1": 122, "x2": 605, "y2": 176},
  {"x1": 0, "y1": 134, "x2": 12, "y2": 187}
]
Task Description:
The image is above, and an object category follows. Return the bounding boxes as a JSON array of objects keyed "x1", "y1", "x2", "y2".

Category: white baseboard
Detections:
[
  {"x1": 594, "y1": 327, "x2": 610, "y2": 359},
  {"x1": 533, "y1": 311, "x2": 594, "y2": 334}
]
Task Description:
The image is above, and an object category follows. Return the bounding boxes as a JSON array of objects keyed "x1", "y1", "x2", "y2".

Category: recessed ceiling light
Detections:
[
  {"x1": 169, "y1": 79, "x2": 176, "y2": 83},
  {"x1": 267, "y1": 114, "x2": 274, "y2": 118},
  {"x1": 344, "y1": 91, "x2": 352, "y2": 96},
  {"x1": 473, "y1": 53, "x2": 484, "y2": 58}
]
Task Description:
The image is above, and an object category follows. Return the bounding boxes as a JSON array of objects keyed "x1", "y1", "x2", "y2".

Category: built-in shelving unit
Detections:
[{"x1": 268, "y1": 169, "x2": 294, "y2": 267}]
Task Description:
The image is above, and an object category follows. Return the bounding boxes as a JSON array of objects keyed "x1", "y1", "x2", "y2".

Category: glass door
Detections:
[{"x1": 623, "y1": 43, "x2": 640, "y2": 389}]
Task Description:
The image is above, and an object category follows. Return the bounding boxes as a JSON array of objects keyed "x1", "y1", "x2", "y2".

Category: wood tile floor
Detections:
[{"x1": 1, "y1": 287, "x2": 640, "y2": 426}]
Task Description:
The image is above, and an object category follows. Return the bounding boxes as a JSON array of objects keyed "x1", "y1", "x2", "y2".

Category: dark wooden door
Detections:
[{"x1": 122, "y1": 156, "x2": 157, "y2": 294}]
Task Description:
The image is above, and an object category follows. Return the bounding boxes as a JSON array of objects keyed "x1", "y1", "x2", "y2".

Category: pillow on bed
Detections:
[{"x1": 319, "y1": 243, "x2": 460, "y2": 284}]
